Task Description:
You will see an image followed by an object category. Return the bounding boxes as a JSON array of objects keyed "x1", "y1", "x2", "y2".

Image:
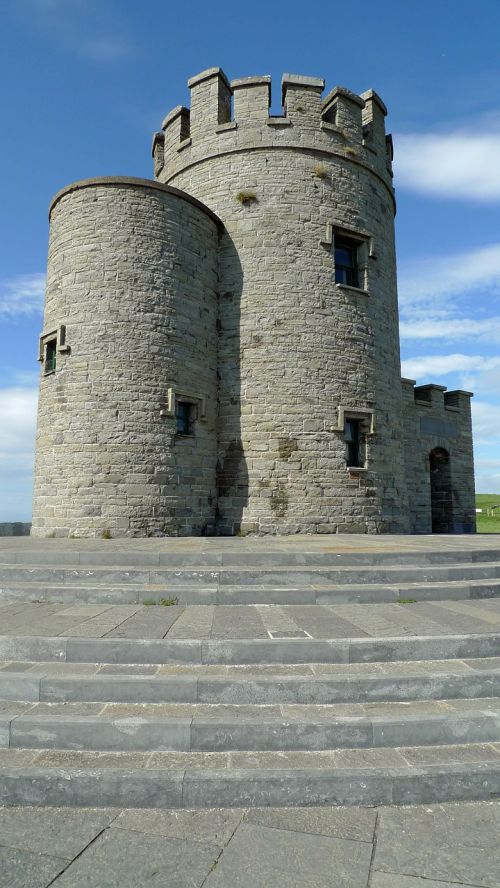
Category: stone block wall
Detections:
[
  {"x1": 158, "y1": 68, "x2": 410, "y2": 534},
  {"x1": 402, "y1": 380, "x2": 476, "y2": 533},
  {"x1": 31, "y1": 178, "x2": 220, "y2": 537}
]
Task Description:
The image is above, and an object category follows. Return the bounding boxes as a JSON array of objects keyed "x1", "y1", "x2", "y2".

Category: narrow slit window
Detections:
[
  {"x1": 345, "y1": 418, "x2": 363, "y2": 467},
  {"x1": 176, "y1": 400, "x2": 197, "y2": 436},
  {"x1": 335, "y1": 237, "x2": 359, "y2": 287},
  {"x1": 44, "y1": 339, "x2": 57, "y2": 374}
]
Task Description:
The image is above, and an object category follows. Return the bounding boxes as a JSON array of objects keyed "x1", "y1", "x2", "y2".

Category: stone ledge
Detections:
[{"x1": 48, "y1": 176, "x2": 222, "y2": 227}]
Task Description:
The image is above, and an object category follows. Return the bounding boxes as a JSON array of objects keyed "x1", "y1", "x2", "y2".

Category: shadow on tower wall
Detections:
[{"x1": 215, "y1": 230, "x2": 248, "y2": 535}]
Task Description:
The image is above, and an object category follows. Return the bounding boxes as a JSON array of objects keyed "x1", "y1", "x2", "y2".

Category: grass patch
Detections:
[
  {"x1": 399, "y1": 598, "x2": 417, "y2": 604},
  {"x1": 236, "y1": 190, "x2": 257, "y2": 205},
  {"x1": 476, "y1": 493, "x2": 500, "y2": 533},
  {"x1": 143, "y1": 597, "x2": 179, "y2": 606}
]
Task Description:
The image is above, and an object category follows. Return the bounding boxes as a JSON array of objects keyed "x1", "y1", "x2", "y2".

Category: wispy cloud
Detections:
[
  {"x1": 401, "y1": 354, "x2": 500, "y2": 379},
  {"x1": 16, "y1": 0, "x2": 138, "y2": 63},
  {"x1": 398, "y1": 243, "x2": 500, "y2": 305},
  {"x1": 80, "y1": 36, "x2": 137, "y2": 61},
  {"x1": 400, "y1": 317, "x2": 500, "y2": 343},
  {"x1": 0, "y1": 274, "x2": 45, "y2": 319},
  {"x1": 472, "y1": 401, "x2": 500, "y2": 447},
  {"x1": 395, "y1": 120, "x2": 500, "y2": 202}
]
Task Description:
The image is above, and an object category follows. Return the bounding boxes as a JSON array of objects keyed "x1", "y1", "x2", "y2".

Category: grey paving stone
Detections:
[
  {"x1": 97, "y1": 664, "x2": 159, "y2": 674},
  {"x1": 0, "y1": 767, "x2": 184, "y2": 807},
  {"x1": 32, "y1": 750, "x2": 152, "y2": 769},
  {"x1": 66, "y1": 638, "x2": 202, "y2": 664},
  {"x1": 182, "y1": 768, "x2": 394, "y2": 807},
  {"x1": 0, "y1": 845, "x2": 66, "y2": 888},
  {"x1": 371, "y1": 874, "x2": 472, "y2": 888},
  {"x1": 104, "y1": 606, "x2": 184, "y2": 638},
  {"x1": 211, "y1": 605, "x2": 268, "y2": 639},
  {"x1": 147, "y1": 751, "x2": 230, "y2": 769},
  {"x1": 40, "y1": 675, "x2": 198, "y2": 703},
  {"x1": 0, "y1": 748, "x2": 39, "y2": 766},
  {"x1": 113, "y1": 807, "x2": 244, "y2": 845},
  {"x1": 0, "y1": 806, "x2": 115, "y2": 858},
  {"x1": 0, "y1": 636, "x2": 66, "y2": 662},
  {"x1": 372, "y1": 711, "x2": 500, "y2": 747},
  {"x1": 191, "y1": 716, "x2": 373, "y2": 751},
  {"x1": 375, "y1": 801, "x2": 500, "y2": 886},
  {"x1": 400, "y1": 743, "x2": 500, "y2": 766},
  {"x1": 203, "y1": 821, "x2": 372, "y2": 887},
  {"x1": 11, "y1": 715, "x2": 192, "y2": 752},
  {"x1": 244, "y1": 805, "x2": 377, "y2": 843},
  {"x1": 201, "y1": 639, "x2": 350, "y2": 664},
  {"x1": 333, "y1": 748, "x2": 409, "y2": 769},
  {"x1": 51, "y1": 826, "x2": 220, "y2": 887},
  {"x1": 28, "y1": 663, "x2": 99, "y2": 676},
  {"x1": 0, "y1": 661, "x2": 33, "y2": 672}
]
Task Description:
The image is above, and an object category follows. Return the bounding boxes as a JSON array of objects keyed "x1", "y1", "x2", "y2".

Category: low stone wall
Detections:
[{"x1": 0, "y1": 523, "x2": 32, "y2": 536}]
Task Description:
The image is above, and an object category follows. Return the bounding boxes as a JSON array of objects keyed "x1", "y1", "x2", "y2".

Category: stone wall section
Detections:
[
  {"x1": 31, "y1": 178, "x2": 220, "y2": 537},
  {"x1": 157, "y1": 69, "x2": 410, "y2": 534},
  {"x1": 402, "y1": 380, "x2": 476, "y2": 533}
]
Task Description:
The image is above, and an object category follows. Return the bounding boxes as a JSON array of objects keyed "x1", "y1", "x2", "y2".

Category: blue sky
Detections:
[{"x1": 1, "y1": 0, "x2": 499, "y2": 520}]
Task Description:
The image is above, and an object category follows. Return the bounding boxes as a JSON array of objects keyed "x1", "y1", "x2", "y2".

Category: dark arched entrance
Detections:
[{"x1": 429, "y1": 447, "x2": 453, "y2": 533}]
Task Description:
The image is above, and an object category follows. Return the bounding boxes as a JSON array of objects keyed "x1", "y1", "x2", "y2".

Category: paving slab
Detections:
[
  {"x1": 244, "y1": 805, "x2": 376, "y2": 842},
  {"x1": 0, "y1": 805, "x2": 116, "y2": 858},
  {"x1": 51, "y1": 827, "x2": 220, "y2": 888},
  {"x1": 0, "y1": 845, "x2": 66, "y2": 888},
  {"x1": 113, "y1": 807, "x2": 244, "y2": 845},
  {"x1": 374, "y1": 801, "x2": 500, "y2": 886},
  {"x1": 202, "y1": 821, "x2": 372, "y2": 888}
]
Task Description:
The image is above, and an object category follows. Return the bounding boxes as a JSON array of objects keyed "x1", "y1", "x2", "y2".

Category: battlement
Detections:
[
  {"x1": 154, "y1": 67, "x2": 392, "y2": 179},
  {"x1": 401, "y1": 379, "x2": 473, "y2": 413}
]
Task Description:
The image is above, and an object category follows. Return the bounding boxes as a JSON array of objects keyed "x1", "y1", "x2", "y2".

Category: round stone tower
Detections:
[
  {"x1": 31, "y1": 178, "x2": 220, "y2": 537},
  {"x1": 154, "y1": 68, "x2": 410, "y2": 534}
]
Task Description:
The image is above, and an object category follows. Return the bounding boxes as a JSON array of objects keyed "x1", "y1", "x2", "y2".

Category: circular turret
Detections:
[
  {"x1": 31, "y1": 177, "x2": 220, "y2": 537},
  {"x1": 155, "y1": 69, "x2": 410, "y2": 534}
]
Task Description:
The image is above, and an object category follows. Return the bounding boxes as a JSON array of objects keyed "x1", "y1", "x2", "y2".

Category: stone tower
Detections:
[{"x1": 31, "y1": 68, "x2": 476, "y2": 537}]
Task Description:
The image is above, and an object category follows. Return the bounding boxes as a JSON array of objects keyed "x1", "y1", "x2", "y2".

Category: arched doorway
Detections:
[{"x1": 429, "y1": 447, "x2": 453, "y2": 533}]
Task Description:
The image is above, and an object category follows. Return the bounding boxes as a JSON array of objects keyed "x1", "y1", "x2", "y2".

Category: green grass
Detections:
[{"x1": 476, "y1": 494, "x2": 500, "y2": 533}]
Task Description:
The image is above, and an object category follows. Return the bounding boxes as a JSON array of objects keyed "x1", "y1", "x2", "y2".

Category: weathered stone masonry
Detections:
[{"x1": 31, "y1": 68, "x2": 476, "y2": 537}]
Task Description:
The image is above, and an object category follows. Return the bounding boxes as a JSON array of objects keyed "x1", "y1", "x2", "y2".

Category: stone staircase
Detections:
[{"x1": 1, "y1": 538, "x2": 500, "y2": 808}]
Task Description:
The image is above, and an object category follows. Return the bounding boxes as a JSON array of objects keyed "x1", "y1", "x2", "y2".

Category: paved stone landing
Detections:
[{"x1": 1, "y1": 800, "x2": 498, "y2": 888}]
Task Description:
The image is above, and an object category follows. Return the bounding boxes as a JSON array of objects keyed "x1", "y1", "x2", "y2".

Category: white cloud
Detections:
[
  {"x1": 401, "y1": 354, "x2": 500, "y2": 379},
  {"x1": 471, "y1": 401, "x2": 500, "y2": 446},
  {"x1": 400, "y1": 317, "x2": 500, "y2": 343},
  {"x1": 0, "y1": 387, "x2": 38, "y2": 521},
  {"x1": 398, "y1": 243, "x2": 500, "y2": 305},
  {"x1": 395, "y1": 126, "x2": 500, "y2": 201},
  {"x1": 0, "y1": 273, "x2": 45, "y2": 319}
]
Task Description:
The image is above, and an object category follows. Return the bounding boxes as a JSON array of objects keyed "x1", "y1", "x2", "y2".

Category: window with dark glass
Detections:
[
  {"x1": 44, "y1": 339, "x2": 57, "y2": 374},
  {"x1": 335, "y1": 237, "x2": 359, "y2": 287},
  {"x1": 176, "y1": 400, "x2": 196, "y2": 436},
  {"x1": 345, "y1": 419, "x2": 363, "y2": 467}
]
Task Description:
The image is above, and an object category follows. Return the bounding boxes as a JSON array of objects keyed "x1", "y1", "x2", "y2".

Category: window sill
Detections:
[
  {"x1": 347, "y1": 466, "x2": 367, "y2": 473},
  {"x1": 335, "y1": 283, "x2": 369, "y2": 297},
  {"x1": 43, "y1": 370, "x2": 56, "y2": 377}
]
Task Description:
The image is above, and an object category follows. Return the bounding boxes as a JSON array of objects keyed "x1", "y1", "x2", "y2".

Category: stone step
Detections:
[
  {"x1": 1, "y1": 751, "x2": 500, "y2": 808},
  {"x1": 3, "y1": 702, "x2": 500, "y2": 752},
  {"x1": 2, "y1": 578, "x2": 500, "y2": 606},
  {"x1": 2, "y1": 663, "x2": 500, "y2": 705},
  {"x1": 1, "y1": 631, "x2": 499, "y2": 665},
  {"x1": 1, "y1": 562, "x2": 500, "y2": 591},
  {"x1": 2, "y1": 546, "x2": 500, "y2": 568}
]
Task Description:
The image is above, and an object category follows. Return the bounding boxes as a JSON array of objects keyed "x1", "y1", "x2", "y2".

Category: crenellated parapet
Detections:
[{"x1": 154, "y1": 67, "x2": 394, "y2": 188}]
